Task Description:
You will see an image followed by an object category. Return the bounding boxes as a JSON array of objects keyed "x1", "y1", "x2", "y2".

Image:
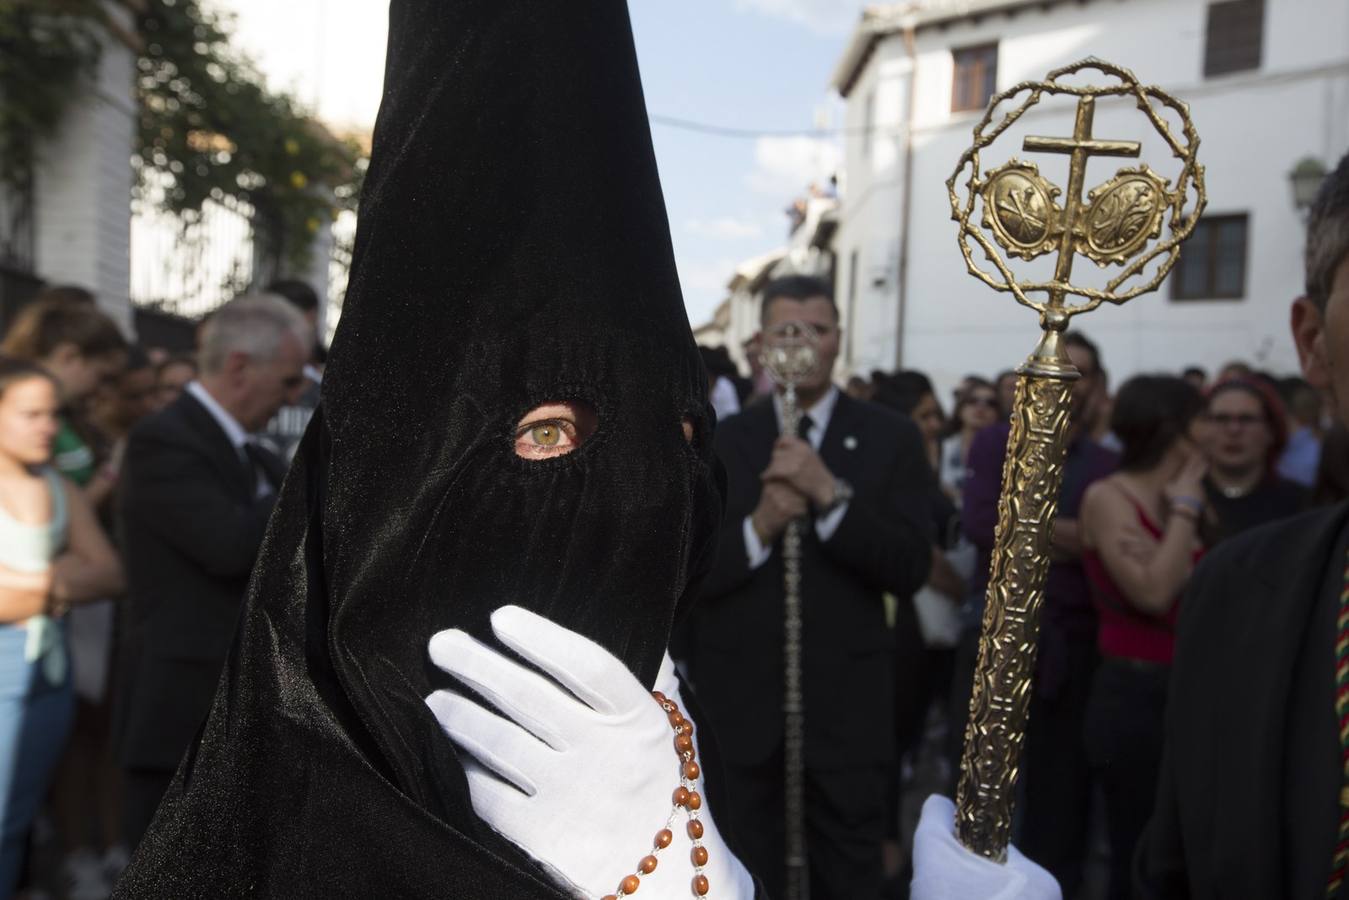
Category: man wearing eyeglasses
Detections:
[
  {"x1": 685, "y1": 275, "x2": 935, "y2": 898},
  {"x1": 114, "y1": 294, "x2": 311, "y2": 851}
]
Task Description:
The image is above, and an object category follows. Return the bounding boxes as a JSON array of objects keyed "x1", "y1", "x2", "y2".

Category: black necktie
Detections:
[
  {"x1": 796, "y1": 413, "x2": 814, "y2": 444},
  {"x1": 243, "y1": 442, "x2": 279, "y2": 497}
]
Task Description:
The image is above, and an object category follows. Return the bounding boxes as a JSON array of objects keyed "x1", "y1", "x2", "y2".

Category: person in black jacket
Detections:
[
  {"x1": 114, "y1": 294, "x2": 308, "y2": 850},
  {"x1": 1135, "y1": 153, "x2": 1349, "y2": 897},
  {"x1": 687, "y1": 274, "x2": 934, "y2": 899}
]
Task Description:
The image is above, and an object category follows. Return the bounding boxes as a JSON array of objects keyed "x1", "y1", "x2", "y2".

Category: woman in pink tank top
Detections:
[{"x1": 1079, "y1": 375, "x2": 1207, "y2": 900}]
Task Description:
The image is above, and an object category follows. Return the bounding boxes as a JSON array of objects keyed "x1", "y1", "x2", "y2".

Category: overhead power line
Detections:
[{"x1": 649, "y1": 114, "x2": 869, "y2": 139}]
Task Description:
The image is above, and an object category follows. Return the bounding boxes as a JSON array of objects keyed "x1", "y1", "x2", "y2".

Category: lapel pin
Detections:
[{"x1": 843, "y1": 436, "x2": 858, "y2": 450}]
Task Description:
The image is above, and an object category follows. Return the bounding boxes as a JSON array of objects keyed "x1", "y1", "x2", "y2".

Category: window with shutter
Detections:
[
  {"x1": 951, "y1": 43, "x2": 998, "y2": 114},
  {"x1": 1203, "y1": 0, "x2": 1264, "y2": 77},
  {"x1": 1171, "y1": 214, "x2": 1249, "y2": 301}
]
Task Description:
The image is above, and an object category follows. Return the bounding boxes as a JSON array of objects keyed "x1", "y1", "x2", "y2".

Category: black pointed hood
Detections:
[{"x1": 114, "y1": 1, "x2": 725, "y2": 895}]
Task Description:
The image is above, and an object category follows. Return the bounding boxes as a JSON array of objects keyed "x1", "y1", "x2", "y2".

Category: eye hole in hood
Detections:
[{"x1": 513, "y1": 401, "x2": 598, "y2": 460}]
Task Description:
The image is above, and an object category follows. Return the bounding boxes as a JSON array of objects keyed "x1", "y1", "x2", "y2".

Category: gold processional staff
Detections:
[
  {"x1": 758, "y1": 320, "x2": 822, "y2": 900},
  {"x1": 946, "y1": 58, "x2": 1207, "y2": 860}
]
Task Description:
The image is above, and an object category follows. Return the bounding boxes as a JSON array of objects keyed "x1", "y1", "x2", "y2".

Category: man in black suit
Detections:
[
  {"x1": 115, "y1": 294, "x2": 310, "y2": 849},
  {"x1": 1133, "y1": 154, "x2": 1349, "y2": 898},
  {"x1": 687, "y1": 275, "x2": 933, "y2": 898}
]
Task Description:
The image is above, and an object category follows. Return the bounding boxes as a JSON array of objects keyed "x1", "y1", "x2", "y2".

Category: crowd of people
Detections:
[
  {"x1": 0, "y1": 283, "x2": 322, "y2": 899},
  {"x1": 694, "y1": 275, "x2": 1339, "y2": 898},
  {"x1": 0, "y1": 209, "x2": 1344, "y2": 900}
]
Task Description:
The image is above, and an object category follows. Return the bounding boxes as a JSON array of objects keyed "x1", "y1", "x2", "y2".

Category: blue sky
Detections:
[
  {"x1": 629, "y1": 1, "x2": 865, "y2": 324},
  {"x1": 224, "y1": 0, "x2": 870, "y2": 326}
]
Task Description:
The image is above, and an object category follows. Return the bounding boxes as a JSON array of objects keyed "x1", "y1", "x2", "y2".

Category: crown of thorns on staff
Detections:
[{"x1": 946, "y1": 57, "x2": 1208, "y2": 321}]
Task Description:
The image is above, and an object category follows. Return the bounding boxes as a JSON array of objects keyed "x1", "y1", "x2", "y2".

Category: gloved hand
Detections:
[
  {"x1": 426, "y1": 605, "x2": 754, "y2": 899},
  {"x1": 911, "y1": 795, "x2": 1061, "y2": 900}
]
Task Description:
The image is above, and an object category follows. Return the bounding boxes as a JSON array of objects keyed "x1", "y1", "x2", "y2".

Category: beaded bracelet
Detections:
[{"x1": 601, "y1": 691, "x2": 710, "y2": 899}]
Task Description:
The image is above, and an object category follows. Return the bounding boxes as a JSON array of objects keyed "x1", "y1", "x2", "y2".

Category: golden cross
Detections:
[{"x1": 1022, "y1": 96, "x2": 1141, "y2": 303}]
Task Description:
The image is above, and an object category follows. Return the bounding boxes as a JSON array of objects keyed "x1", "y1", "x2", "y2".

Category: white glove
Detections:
[
  {"x1": 426, "y1": 606, "x2": 754, "y2": 900},
  {"x1": 911, "y1": 795, "x2": 1061, "y2": 900}
]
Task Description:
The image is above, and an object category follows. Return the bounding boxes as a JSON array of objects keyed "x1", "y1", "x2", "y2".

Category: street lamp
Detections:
[{"x1": 1290, "y1": 157, "x2": 1327, "y2": 213}]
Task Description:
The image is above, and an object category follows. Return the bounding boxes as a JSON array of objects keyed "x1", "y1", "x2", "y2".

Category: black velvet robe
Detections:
[{"x1": 114, "y1": 1, "x2": 736, "y2": 896}]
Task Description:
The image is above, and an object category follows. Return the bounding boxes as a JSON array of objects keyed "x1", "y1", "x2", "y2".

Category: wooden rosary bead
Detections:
[
  {"x1": 683, "y1": 761, "x2": 700, "y2": 780},
  {"x1": 693, "y1": 874, "x2": 710, "y2": 896},
  {"x1": 619, "y1": 874, "x2": 641, "y2": 895},
  {"x1": 691, "y1": 845, "x2": 709, "y2": 867},
  {"x1": 687, "y1": 791, "x2": 702, "y2": 811},
  {"x1": 603, "y1": 895, "x2": 617, "y2": 900},
  {"x1": 674, "y1": 734, "x2": 694, "y2": 754},
  {"x1": 639, "y1": 855, "x2": 658, "y2": 874},
  {"x1": 655, "y1": 829, "x2": 673, "y2": 849},
  {"x1": 687, "y1": 819, "x2": 704, "y2": 840},
  {"x1": 673, "y1": 786, "x2": 690, "y2": 807}
]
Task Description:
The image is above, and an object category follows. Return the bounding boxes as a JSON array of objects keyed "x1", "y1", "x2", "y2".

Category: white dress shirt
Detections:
[
  {"x1": 743, "y1": 386, "x2": 850, "y2": 569},
  {"x1": 185, "y1": 381, "x2": 272, "y2": 498}
]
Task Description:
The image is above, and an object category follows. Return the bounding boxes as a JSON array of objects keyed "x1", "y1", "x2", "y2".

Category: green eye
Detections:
[{"x1": 530, "y1": 424, "x2": 561, "y2": 447}]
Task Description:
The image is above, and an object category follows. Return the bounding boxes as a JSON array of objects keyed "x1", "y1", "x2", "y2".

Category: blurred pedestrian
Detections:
[
  {"x1": 152, "y1": 353, "x2": 196, "y2": 411},
  {"x1": 873, "y1": 370, "x2": 965, "y2": 885},
  {"x1": 1277, "y1": 375, "x2": 1325, "y2": 487},
  {"x1": 1079, "y1": 374, "x2": 1206, "y2": 900},
  {"x1": 259, "y1": 281, "x2": 325, "y2": 461},
  {"x1": 1199, "y1": 377, "x2": 1306, "y2": 545},
  {"x1": 1, "y1": 298, "x2": 128, "y2": 504},
  {"x1": 0, "y1": 358, "x2": 122, "y2": 895},
  {"x1": 994, "y1": 369, "x2": 1017, "y2": 420},
  {"x1": 51, "y1": 347, "x2": 158, "y2": 896},
  {"x1": 1181, "y1": 366, "x2": 1207, "y2": 392},
  {"x1": 114, "y1": 295, "x2": 309, "y2": 850},
  {"x1": 939, "y1": 376, "x2": 998, "y2": 504}
]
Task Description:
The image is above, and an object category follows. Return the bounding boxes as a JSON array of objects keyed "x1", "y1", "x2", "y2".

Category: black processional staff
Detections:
[{"x1": 758, "y1": 320, "x2": 822, "y2": 900}]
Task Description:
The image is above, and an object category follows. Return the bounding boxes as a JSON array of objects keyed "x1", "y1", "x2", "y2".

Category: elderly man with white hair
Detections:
[{"x1": 114, "y1": 293, "x2": 311, "y2": 851}]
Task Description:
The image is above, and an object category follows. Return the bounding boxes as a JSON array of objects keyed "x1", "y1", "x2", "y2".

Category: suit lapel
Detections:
[
  {"x1": 177, "y1": 392, "x2": 254, "y2": 501},
  {"x1": 818, "y1": 392, "x2": 859, "y2": 479}
]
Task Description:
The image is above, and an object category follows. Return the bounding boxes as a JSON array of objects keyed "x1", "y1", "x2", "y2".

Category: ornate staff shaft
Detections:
[
  {"x1": 758, "y1": 322, "x2": 820, "y2": 899},
  {"x1": 779, "y1": 385, "x2": 809, "y2": 900},
  {"x1": 945, "y1": 58, "x2": 1206, "y2": 860},
  {"x1": 954, "y1": 325, "x2": 1076, "y2": 858}
]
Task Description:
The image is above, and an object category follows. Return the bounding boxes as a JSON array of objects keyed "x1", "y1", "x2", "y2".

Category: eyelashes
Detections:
[
  {"x1": 511, "y1": 403, "x2": 698, "y2": 461},
  {"x1": 513, "y1": 402, "x2": 597, "y2": 460}
]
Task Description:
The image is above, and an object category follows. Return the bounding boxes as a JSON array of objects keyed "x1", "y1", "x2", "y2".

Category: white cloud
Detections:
[
  {"x1": 679, "y1": 256, "x2": 741, "y2": 326},
  {"x1": 685, "y1": 216, "x2": 765, "y2": 240},
  {"x1": 733, "y1": 0, "x2": 860, "y2": 34},
  {"x1": 746, "y1": 136, "x2": 841, "y2": 197}
]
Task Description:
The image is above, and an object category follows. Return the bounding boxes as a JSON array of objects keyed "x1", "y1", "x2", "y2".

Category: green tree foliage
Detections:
[
  {"x1": 0, "y1": 0, "x2": 362, "y2": 269},
  {"x1": 0, "y1": 0, "x2": 103, "y2": 189},
  {"x1": 135, "y1": 0, "x2": 361, "y2": 269}
]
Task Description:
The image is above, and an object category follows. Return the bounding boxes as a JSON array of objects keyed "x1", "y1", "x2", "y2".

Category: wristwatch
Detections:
[{"x1": 818, "y1": 478, "x2": 854, "y2": 515}]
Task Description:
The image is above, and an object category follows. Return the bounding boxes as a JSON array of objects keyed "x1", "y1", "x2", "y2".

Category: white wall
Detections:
[
  {"x1": 834, "y1": 0, "x2": 1349, "y2": 403},
  {"x1": 33, "y1": 3, "x2": 136, "y2": 331}
]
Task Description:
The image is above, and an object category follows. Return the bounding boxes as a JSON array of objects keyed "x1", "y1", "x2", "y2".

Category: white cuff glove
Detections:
[
  {"x1": 426, "y1": 605, "x2": 754, "y2": 900},
  {"x1": 910, "y1": 795, "x2": 1061, "y2": 900}
]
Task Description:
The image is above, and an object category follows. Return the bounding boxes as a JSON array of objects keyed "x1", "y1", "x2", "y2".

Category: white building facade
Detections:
[
  {"x1": 27, "y1": 2, "x2": 138, "y2": 330},
  {"x1": 830, "y1": 0, "x2": 1349, "y2": 397}
]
